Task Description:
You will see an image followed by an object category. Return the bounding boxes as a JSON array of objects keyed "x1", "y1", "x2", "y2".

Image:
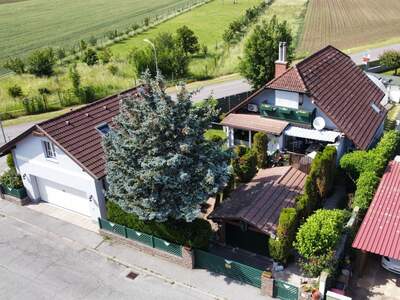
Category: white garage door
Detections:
[{"x1": 36, "y1": 177, "x2": 90, "y2": 216}]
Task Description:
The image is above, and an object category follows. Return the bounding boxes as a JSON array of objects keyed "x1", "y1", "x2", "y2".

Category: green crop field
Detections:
[
  {"x1": 0, "y1": 0, "x2": 197, "y2": 61},
  {"x1": 110, "y1": 0, "x2": 261, "y2": 58}
]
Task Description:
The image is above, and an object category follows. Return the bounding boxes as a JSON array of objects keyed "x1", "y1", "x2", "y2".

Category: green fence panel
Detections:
[
  {"x1": 274, "y1": 279, "x2": 299, "y2": 300},
  {"x1": 153, "y1": 237, "x2": 182, "y2": 257},
  {"x1": 126, "y1": 227, "x2": 154, "y2": 247},
  {"x1": 99, "y1": 218, "x2": 126, "y2": 237},
  {"x1": 194, "y1": 249, "x2": 263, "y2": 288}
]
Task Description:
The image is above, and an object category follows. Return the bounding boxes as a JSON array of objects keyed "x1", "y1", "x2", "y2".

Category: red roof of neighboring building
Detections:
[
  {"x1": 0, "y1": 87, "x2": 139, "y2": 179},
  {"x1": 353, "y1": 160, "x2": 400, "y2": 259},
  {"x1": 209, "y1": 166, "x2": 307, "y2": 235},
  {"x1": 228, "y1": 45, "x2": 386, "y2": 150}
]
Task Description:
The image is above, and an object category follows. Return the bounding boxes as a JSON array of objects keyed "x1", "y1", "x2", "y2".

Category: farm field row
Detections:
[
  {"x1": 0, "y1": 0, "x2": 197, "y2": 61},
  {"x1": 298, "y1": 0, "x2": 400, "y2": 55}
]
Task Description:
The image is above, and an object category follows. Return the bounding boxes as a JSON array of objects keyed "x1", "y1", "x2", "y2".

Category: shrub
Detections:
[
  {"x1": 3, "y1": 57, "x2": 25, "y2": 74},
  {"x1": 7, "y1": 84, "x2": 23, "y2": 98},
  {"x1": 253, "y1": 132, "x2": 268, "y2": 168},
  {"x1": 299, "y1": 250, "x2": 336, "y2": 277},
  {"x1": 82, "y1": 49, "x2": 98, "y2": 65},
  {"x1": 0, "y1": 169, "x2": 23, "y2": 189},
  {"x1": 6, "y1": 153, "x2": 15, "y2": 169},
  {"x1": 27, "y1": 48, "x2": 56, "y2": 76},
  {"x1": 78, "y1": 86, "x2": 96, "y2": 103},
  {"x1": 108, "y1": 64, "x2": 119, "y2": 75},
  {"x1": 98, "y1": 49, "x2": 112, "y2": 64},
  {"x1": 55, "y1": 47, "x2": 66, "y2": 60},
  {"x1": 232, "y1": 147, "x2": 257, "y2": 182},
  {"x1": 352, "y1": 171, "x2": 380, "y2": 211},
  {"x1": 311, "y1": 146, "x2": 337, "y2": 198},
  {"x1": 269, "y1": 208, "x2": 297, "y2": 263},
  {"x1": 106, "y1": 201, "x2": 211, "y2": 249},
  {"x1": 294, "y1": 209, "x2": 350, "y2": 259}
]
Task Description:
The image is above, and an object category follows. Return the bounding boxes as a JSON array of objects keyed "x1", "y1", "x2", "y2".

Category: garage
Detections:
[{"x1": 36, "y1": 177, "x2": 91, "y2": 216}]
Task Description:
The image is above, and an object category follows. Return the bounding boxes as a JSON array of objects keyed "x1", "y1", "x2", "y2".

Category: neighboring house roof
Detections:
[
  {"x1": 0, "y1": 87, "x2": 139, "y2": 179},
  {"x1": 352, "y1": 160, "x2": 400, "y2": 260},
  {"x1": 266, "y1": 66, "x2": 308, "y2": 93},
  {"x1": 228, "y1": 45, "x2": 386, "y2": 150},
  {"x1": 220, "y1": 113, "x2": 289, "y2": 135},
  {"x1": 209, "y1": 166, "x2": 307, "y2": 235}
]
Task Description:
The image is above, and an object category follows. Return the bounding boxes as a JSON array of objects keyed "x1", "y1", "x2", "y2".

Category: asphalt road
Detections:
[
  {"x1": 0, "y1": 204, "x2": 212, "y2": 300},
  {"x1": 350, "y1": 44, "x2": 400, "y2": 65}
]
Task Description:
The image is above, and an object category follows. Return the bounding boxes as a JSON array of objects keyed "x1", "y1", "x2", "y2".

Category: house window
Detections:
[
  {"x1": 96, "y1": 123, "x2": 110, "y2": 136},
  {"x1": 43, "y1": 141, "x2": 56, "y2": 159}
]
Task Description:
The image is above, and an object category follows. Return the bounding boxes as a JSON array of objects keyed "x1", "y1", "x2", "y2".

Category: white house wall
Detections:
[
  {"x1": 301, "y1": 95, "x2": 337, "y2": 130},
  {"x1": 12, "y1": 134, "x2": 105, "y2": 220},
  {"x1": 275, "y1": 90, "x2": 299, "y2": 109}
]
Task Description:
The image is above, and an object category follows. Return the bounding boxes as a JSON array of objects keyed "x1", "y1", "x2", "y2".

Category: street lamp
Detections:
[{"x1": 143, "y1": 39, "x2": 158, "y2": 75}]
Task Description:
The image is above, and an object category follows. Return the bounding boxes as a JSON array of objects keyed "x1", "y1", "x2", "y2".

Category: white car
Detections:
[{"x1": 381, "y1": 256, "x2": 400, "y2": 274}]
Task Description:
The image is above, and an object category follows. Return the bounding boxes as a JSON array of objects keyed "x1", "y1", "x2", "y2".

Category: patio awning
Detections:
[
  {"x1": 220, "y1": 113, "x2": 289, "y2": 135},
  {"x1": 285, "y1": 126, "x2": 341, "y2": 143}
]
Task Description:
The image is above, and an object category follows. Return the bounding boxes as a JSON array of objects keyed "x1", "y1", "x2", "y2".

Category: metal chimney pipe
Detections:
[
  {"x1": 282, "y1": 42, "x2": 287, "y2": 62},
  {"x1": 278, "y1": 42, "x2": 283, "y2": 62}
]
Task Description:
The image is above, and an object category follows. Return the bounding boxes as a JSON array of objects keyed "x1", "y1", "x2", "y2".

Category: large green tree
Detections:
[
  {"x1": 103, "y1": 73, "x2": 231, "y2": 222},
  {"x1": 176, "y1": 25, "x2": 200, "y2": 55},
  {"x1": 27, "y1": 48, "x2": 56, "y2": 77},
  {"x1": 379, "y1": 50, "x2": 400, "y2": 75},
  {"x1": 239, "y1": 15, "x2": 293, "y2": 88}
]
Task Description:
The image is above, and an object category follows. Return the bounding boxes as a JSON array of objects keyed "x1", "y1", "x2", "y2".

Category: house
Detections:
[
  {"x1": 0, "y1": 87, "x2": 139, "y2": 220},
  {"x1": 209, "y1": 165, "x2": 307, "y2": 256},
  {"x1": 352, "y1": 157, "x2": 400, "y2": 273},
  {"x1": 221, "y1": 44, "x2": 387, "y2": 158}
]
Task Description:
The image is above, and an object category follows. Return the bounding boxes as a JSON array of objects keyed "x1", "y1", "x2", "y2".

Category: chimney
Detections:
[{"x1": 275, "y1": 42, "x2": 288, "y2": 78}]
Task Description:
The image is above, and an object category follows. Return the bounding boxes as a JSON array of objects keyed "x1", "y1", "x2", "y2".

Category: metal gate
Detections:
[
  {"x1": 274, "y1": 279, "x2": 299, "y2": 300},
  {"x1": 194, "y1": 249, "x2": 263, "y2": 288}
]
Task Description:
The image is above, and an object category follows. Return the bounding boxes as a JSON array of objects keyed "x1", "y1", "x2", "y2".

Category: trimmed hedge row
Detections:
[
  {"x1": 107, "y1": 201, "x2": 212, "y2": 249},
  {"x1": 340, "y1": 130, "x2": 400, "y2": 211}
]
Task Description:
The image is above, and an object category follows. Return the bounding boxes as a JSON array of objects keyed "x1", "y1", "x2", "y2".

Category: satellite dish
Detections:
[{"x1": 313, "y1": 117, "x2": 326, "y2": 131}]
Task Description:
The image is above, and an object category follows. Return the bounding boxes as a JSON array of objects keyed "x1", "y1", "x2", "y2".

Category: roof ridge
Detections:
[
  {"x1": 297, "y1": 45, "x2": 349, "y2": 68},
  {"x1": 38, "y1": 86, "x2": 138, "y2": 126}
]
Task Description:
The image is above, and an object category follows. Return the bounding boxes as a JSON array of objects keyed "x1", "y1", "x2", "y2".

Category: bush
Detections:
[
  {"x1": 0, "y1": 169, "x2": 23, "y2": 189},
  {"x1": 352, "y1": 171, "x2": 380, "y2": 211},
  {"x1": 27, "y1": 48, "x2": 56, "y2": 77},
  {"x1": 7, "y1": 84, "x2": 23, "y2": 98},
  {"x1": 6, "y1": 153, "x2": 15, "y2": 169},
  {"x1": 232, "y1": 147, "x2": 257, "y2": 182},
  {"x1": 311, "y1": 146, "x2": 337, "y2": 198},
  {"x1": 108, "y1": 64, "x2": 119, "y2": 75},
  {"x1": 253, "y1": 132, "x2": 268, "y2": 168},
  {"x1": 107, "y1": 201, "x2": 212, "y2": 249},
  {"x1": 269, "y1": 208, "x2": 297, "y2": 263},
  {"x1": 98, "y1": 49, "x2": 112, "y2": 64},
  {"x1": 82, "y1": 49, "x2": 98, "y2": 65},
  {"x1": 299, "y1": 250, "x2": 336, "y2": 277},
  {"x1": 3, "y1": 57, "x2": 25, "y2": 74},
  {"x1": 78, "y1": 86, "x2": 96, "y2": 103},
  {"x1": 294, "y1": 209, "x2": 350, "y2": 259}
]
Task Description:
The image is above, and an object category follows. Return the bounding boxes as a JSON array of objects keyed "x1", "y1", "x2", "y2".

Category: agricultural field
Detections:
[
  {"x1": 0, "y1": 0, "x2": 197, "y2": 61},
  {"x1": 298, "y1": 0, "x2": 400, "y2": 55}
]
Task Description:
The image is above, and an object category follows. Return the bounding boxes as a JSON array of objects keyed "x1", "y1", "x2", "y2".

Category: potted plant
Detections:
[{"x1": 0, "y1": 169, "x2": 27, "y2": 199}]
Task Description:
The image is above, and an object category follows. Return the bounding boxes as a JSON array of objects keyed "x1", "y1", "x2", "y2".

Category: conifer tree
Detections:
[{"x1": 103, "y1": 73, "x2": 231, "y2": 222}]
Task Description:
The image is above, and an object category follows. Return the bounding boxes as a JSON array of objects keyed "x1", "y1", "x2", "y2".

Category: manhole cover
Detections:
[{"x1": 126, "y1": 271, "x2": 138, "y2": 280}]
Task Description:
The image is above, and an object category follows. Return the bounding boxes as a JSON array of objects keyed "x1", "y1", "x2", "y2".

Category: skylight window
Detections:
[
  {"x1": 96, "y1": 123, "x2": 110, "y2": 135},
  {"x1": 371, "y1": 103, "x2": 381, "y2": 114}
]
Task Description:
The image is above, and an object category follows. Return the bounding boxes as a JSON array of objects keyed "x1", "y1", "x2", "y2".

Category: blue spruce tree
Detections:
[{"x1": 103, "y1": 73, "x2": 231, "y2": 222}]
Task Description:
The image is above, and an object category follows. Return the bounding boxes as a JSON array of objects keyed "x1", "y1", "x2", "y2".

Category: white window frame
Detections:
[{"x1": 42, "y1": 141, "x2": 57, "y2": 160}]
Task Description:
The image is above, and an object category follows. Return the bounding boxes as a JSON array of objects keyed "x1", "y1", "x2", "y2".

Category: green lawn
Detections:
[
  {"x1": 204, "y1": 129, "x2": 226, "y2": 140},
  {"x1": 0, "y1": 0, "x2": 194, "y2": 61}
]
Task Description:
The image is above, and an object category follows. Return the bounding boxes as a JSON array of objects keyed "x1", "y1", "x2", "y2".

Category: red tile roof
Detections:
[
  {"x1": 209, "y1": 166, "x2": 307, "y2": 235},
  {"x1": 0, "y1": 87, "x2": 138, "y2": 179},
  {"x1": 353, "y1": 160, "x2": 400, "y2": 259},
  {"x1": 228, "y1": 46, "x2": 386, "y2": 149},
  {"x1": 266, "y1": 66, "x2": 307, "y2": 93}
]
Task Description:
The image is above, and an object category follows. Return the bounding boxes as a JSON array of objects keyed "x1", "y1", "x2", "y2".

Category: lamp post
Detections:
[{"x1": 143, "y1": 39, "x2": 158, "y2": 75}]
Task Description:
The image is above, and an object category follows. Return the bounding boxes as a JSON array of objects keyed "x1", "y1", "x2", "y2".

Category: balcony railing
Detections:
[{"x1": 259, "y1": 103, "x2": 315, "y2": 125}]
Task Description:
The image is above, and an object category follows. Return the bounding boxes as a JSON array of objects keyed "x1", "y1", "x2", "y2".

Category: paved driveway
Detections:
[
  {"x1": 350, "y1": 254, "x2": 400, "y2": 300},
  {"x1": 0, "y1": 205, "x2": 212, "y2": 300}
]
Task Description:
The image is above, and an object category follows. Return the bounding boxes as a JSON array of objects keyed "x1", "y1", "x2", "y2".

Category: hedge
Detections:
[
  {"x1": 253, "y1": 132, "x2": 268, "y2": 168},
  {"x1": 340, "y1": 130, "x2": 400, "y2": 179},
  {"x1": 352, "y1": 171, "x2": 380, "y2": 211},
  {"x1": 294, "y1": 209, "x2": 350, "y2": 259},
  {"x1": 232, "y1": 146, "x2": 257, "y2": 183},
  {"x1": 0, "y1": 168, "x2": 23, "y2": 189},
  {"x1": 107, "y1": 201, "x2": 212, "y2": 249},
  {"x1": 269, "y1": 208, "x2": 297, "y2": 263}
]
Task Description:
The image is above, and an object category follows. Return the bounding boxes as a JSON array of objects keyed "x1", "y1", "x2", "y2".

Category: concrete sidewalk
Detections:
[{"x1": 0, "y1": 200, "x2": 270, "y2": 300}]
